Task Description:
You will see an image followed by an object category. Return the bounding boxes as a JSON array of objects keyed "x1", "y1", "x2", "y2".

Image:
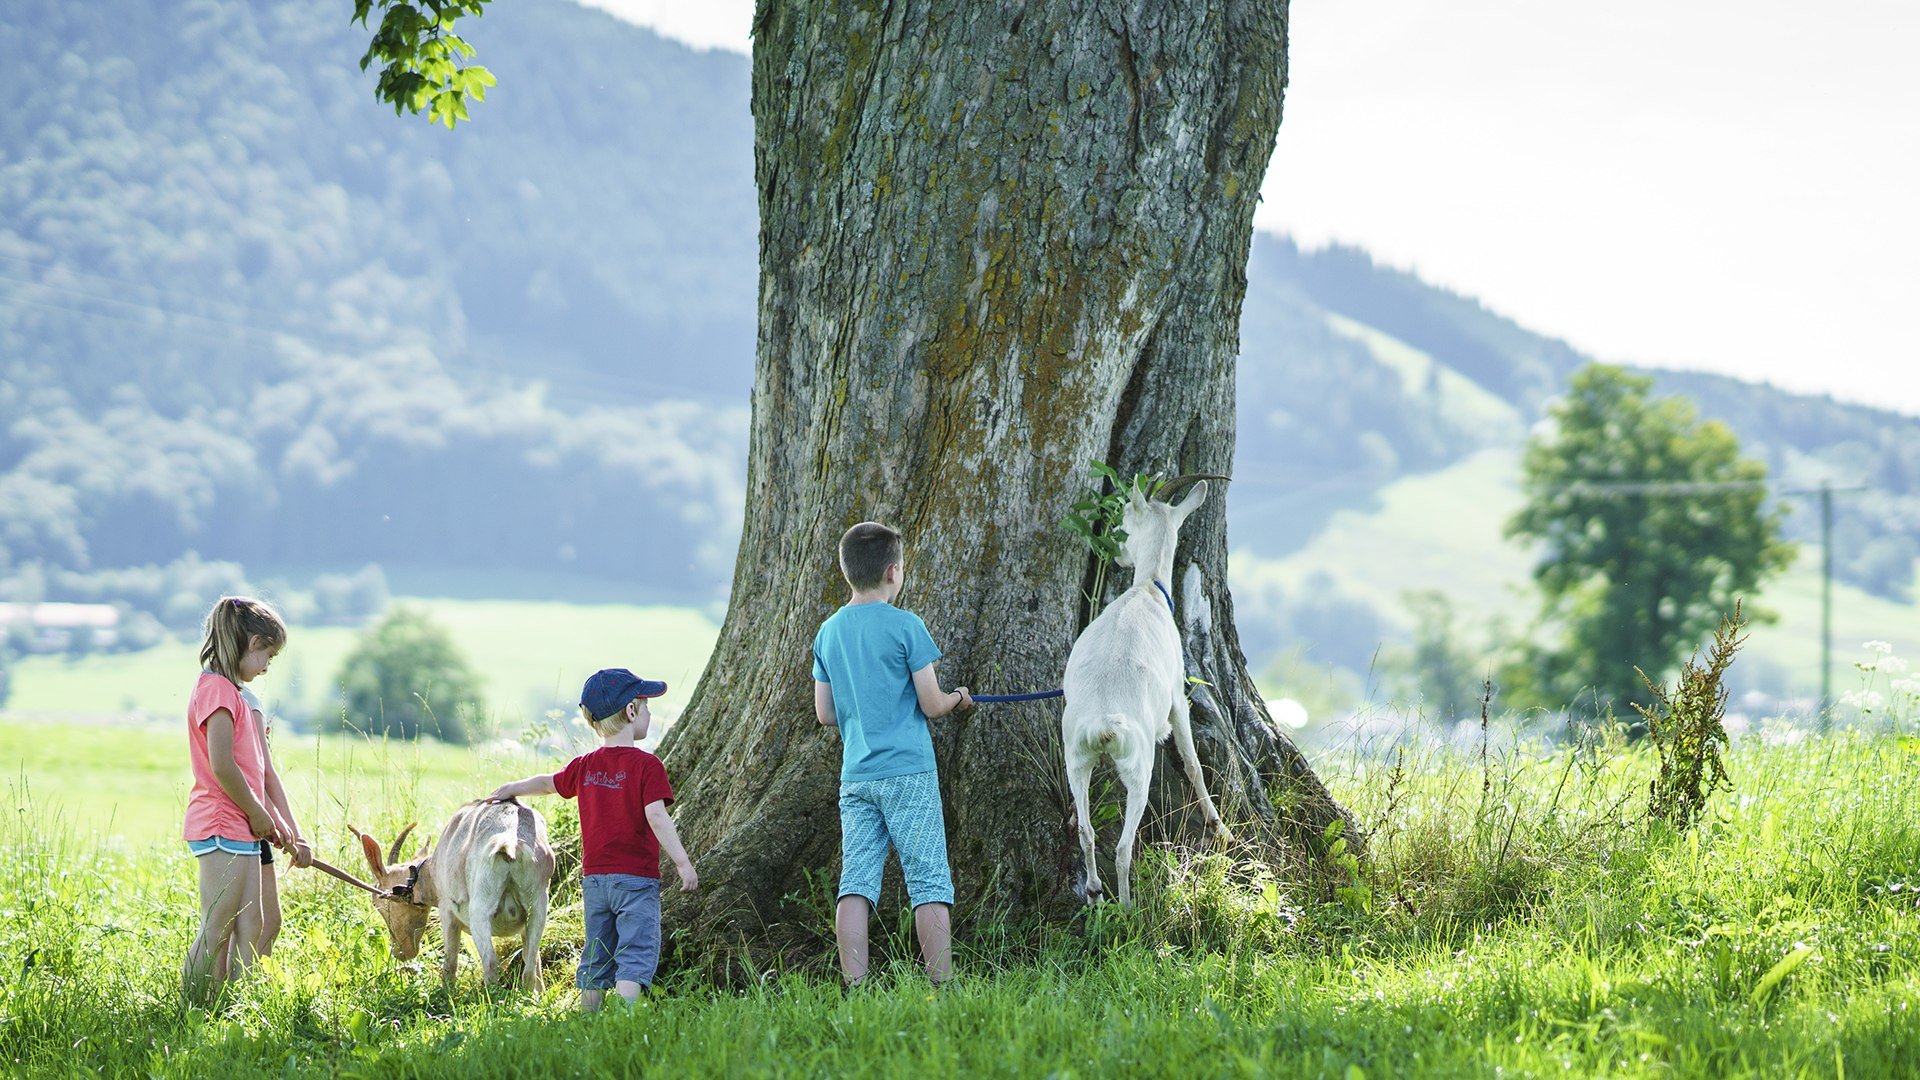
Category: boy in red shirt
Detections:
[{"x1": 490, "y1": 668, "x2": 697, "y2": 1008}]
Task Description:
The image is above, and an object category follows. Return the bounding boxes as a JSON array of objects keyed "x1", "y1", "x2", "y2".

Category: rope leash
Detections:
[
  {"x1": 971, "y1": 580, "x2": 1181, "y2": 704},
  {"x1": 305, "y1": 855, "x2": 430, "y2": 907}
]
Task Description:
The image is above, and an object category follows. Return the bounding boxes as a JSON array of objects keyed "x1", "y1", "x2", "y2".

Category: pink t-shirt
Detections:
[{"x1": 182, "y1": 672, "x2": 266, "y2": 842}]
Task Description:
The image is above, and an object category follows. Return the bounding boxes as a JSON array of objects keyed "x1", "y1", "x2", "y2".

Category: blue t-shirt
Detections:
[{"x1": 812, "y1": 602, "x2": 942, "y2": 783}]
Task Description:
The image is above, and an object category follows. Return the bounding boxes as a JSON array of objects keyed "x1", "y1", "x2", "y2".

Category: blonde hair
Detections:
[
  {"x1": 199, "y1": 596, "x2": 287, "y2": 682},
  {"x1": 579, "y1": 702, "x2": 636, "y2": 738}
]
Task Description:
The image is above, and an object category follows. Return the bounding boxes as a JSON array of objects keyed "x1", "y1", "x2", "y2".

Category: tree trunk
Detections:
[{"x1": 658, "y1": 0, "x2": 1356, "y2": 962}]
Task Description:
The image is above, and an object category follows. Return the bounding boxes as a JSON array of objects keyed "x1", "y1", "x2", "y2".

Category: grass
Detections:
[
  {"x1": 3, "y1": 597, "x2": 719, "y2": 730},
  {"x1": 0, "y1": 715, "x2": 564, "y2": 850},
  {"x1": 2, "y1": 711, "x2": 1916, "y2": 1077}
]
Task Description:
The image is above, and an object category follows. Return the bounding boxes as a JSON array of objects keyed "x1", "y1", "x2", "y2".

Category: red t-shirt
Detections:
[{"x1": 552, "y1": 746, "x2": 674, "y2": 878}]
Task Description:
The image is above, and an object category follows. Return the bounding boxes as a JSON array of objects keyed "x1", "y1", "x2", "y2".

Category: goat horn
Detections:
[
  {"x1": 1152, "y1": 473, "x2": 1231, "y2": 502},
  {"x1": 388, "y1": 822, "x2": 417, "y2": 866}
]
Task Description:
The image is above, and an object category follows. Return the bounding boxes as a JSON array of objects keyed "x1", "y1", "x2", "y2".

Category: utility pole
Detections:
[{"x1": 1821, "y1": 480, "x2": 1834, "y2": 727}]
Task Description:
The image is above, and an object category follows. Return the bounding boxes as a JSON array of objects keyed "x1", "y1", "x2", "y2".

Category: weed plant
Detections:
[{"x1": 2, "y1": 721, "x2": 1917, "y2": 1077}]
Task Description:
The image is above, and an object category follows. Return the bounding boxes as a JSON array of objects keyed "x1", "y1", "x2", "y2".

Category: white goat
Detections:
[
  {"x1": 357, "y1": 797, "x2": 556, "y2": 991},
  {"x1": 1061, "y1": 477, "x2": 1232, "y2": 904}
]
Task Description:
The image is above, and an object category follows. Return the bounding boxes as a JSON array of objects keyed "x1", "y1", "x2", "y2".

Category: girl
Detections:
[{"x1": 180, "y1": 596, "x2": 288, "y2": 1002}]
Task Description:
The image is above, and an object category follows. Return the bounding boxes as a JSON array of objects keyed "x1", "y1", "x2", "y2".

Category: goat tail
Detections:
[
  {"x1": 490, "y1": 833, "x2": 520, "y2": 862},
  {"x1": 1095, "y1": 713, "x2": 1130, "y2": 746}
]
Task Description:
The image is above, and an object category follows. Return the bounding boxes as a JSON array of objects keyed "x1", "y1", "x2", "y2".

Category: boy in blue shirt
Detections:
[{"x1": 813, "y1": 521, "x2": 973, "y2": 986}]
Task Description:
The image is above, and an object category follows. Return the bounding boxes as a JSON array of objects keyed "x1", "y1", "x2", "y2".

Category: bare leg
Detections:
[
  {"x1": 835, "y1": 894, "x2": 871, "y2": 986},
  {"x1": 614, "y1": 980, "x2": 643, "y2": 1002},
  {"x1": 580, "y1": 989, "x2": 605, "y2": 1012},
  {"x1": 913, "y1": 902, "x2": 951, "y2": 984},
  {"x1": 1169, "y1": 694, "x2": 1233, "y2": 843},
  {"x1": 1065, "y1": 742, "x2": 1104, "y2": 902},
  {"x1": 258, "y1": 862, "x2": 282, "y2": 957},
  {"x1": 182, "y1": 852, "x2": 260, "y2": 1003},
  {"x1": 1114, "y1": 755, "x2": 1153, "y2": 906}
]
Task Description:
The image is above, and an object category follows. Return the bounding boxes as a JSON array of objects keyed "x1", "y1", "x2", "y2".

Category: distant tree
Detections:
[
  {"x1": 1505, "y1": 364, "x2": 1796, "y2": 715},
  {"x1": 332, "y1": 607, "x2": 484, "y2": 743}
]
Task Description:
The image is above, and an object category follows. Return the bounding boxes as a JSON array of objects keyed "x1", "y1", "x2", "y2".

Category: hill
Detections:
[{"x1": 2, "y1": 0, "x2": 1915, "y2": 710}]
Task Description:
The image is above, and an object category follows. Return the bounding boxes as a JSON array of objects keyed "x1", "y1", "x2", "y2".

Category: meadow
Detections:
[
  {"x1": 2, "y1": 597, "x2": 720, "y2": 733},
  {"x1": 3, "y1": 711, "x2": 1916, "y2": 1077}
]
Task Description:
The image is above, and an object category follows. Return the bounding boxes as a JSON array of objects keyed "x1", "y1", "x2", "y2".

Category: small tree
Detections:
[
  {"x1": 332, "y1": 608, "x2": 484, "y2": 743},
  {"x1": 1505, "y1": 364, "x2": 1795, "y2": 713}
]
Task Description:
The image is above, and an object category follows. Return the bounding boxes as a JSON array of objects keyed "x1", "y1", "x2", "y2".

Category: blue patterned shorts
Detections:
[{"x1": 838, "y1": 769, "x2": 954, "y2": 909}]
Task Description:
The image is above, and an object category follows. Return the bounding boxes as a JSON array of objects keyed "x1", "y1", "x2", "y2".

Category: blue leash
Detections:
[
  {"x1": 971, "y1": 581, "x2": 1177, "y2": 704},
  {"x1": 972, "y1": 688, "x2": 1064, "y2": 703}
]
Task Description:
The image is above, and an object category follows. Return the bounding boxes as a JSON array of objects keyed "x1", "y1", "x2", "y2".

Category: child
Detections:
[
  {"x1": 490, "y1": 668, "x2": 697, "y2": 1008},
  {"x1": 812, "y1": 521, "x2": 973, "y2": 986},
  {"x1": 239, "y1": 685, "x2": 311, "y2": 962},
  {"x1": 180, "y1": 596, "x2": 288, "y2": 1002}
]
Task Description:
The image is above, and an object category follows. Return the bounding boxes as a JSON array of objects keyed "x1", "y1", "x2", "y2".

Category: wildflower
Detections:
[
  {"x1": 1864, "y1": 640, "x2": 1894, "y2": 655},
  {"x1": 1842, "y1": 690, "x2": 1885, "y2": 712}
]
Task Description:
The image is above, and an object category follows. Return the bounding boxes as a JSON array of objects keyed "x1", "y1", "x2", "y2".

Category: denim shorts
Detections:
[
  {"x1": 838, "y1": 769, "x2": 954, "y2": 909},
  {"x1": 187, "y1": 836, "x2": 262, "y2": 858},
  {"x1": 579, "y1": 873, "x2": 662, "y2": 989}
]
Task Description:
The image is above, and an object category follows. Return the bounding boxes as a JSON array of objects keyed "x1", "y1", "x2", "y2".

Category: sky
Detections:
[{"x1": 573, "y1": 0, "x2": 1920, "y2": 417}]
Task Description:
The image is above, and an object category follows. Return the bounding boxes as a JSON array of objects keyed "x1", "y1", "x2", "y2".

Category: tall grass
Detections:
[{"x1": 3, "y1": 728, "x2": 1916, "y2": 1077}]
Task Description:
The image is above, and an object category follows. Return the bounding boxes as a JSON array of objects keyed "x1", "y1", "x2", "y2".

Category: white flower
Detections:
[
  {"x1": 1891, "y1": 677, "x2": 1920, "y2": 697},
  {"x1": 1864, "y1": 640, "x2": 1895, "y2": 655},
  {"x1": 1842, "y1": 690, "x2": 1885, "y2": 711},
  {"x1": 1879, "y1": 656, "x2": 1909, "y2": 675}
]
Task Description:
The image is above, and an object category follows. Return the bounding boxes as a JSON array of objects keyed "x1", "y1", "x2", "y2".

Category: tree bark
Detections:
[{"x1": 658, "y1": 0, "x2": 1356, "y2": 962}]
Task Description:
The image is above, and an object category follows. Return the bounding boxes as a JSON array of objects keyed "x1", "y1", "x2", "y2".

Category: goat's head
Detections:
[
  {"x1": 1115, "y1": 474, "x2": 1223, "y2": 581},
  {"x1": 355, "y1": 823, "x2": 433, "y2": 960}
]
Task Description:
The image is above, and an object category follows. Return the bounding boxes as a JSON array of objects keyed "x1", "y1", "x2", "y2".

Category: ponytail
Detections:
[{"x1": 199, "y1": 596, "x2": 288, "y2": 682}]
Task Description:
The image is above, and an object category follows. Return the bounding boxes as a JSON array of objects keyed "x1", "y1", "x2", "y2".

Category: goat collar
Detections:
[
  {"x1": 1152, "y1": 578, "x2": 1175, "y2": 616},
  {"x1": 386, "y1": 862, "x2": 434, "y2": 908}
]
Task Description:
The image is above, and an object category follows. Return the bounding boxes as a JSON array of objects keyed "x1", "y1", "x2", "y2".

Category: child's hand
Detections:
[
  {"x1": 485, "y1": 783, "x2": 515, "y2": 802},
  {"x1": 247, "y1": 808, "x2": 280, "y2": 845},
  {"x1": 677, "y1": 864, "x2": 699, "y2": 893},
  {"x1": 953, "y1": 687, "x2": 975, "y2": 713},
  {"x1": 290, "y1": 838, "x2": 313, "y2": 869}
]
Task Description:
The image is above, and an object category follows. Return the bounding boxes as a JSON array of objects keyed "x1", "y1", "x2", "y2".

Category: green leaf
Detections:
[{"x1": 1750, "y1": 944, "x2": 1813, "y2": 1005}]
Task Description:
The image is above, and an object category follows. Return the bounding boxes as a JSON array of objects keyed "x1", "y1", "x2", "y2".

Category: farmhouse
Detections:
[{"x1": 0, "y1": 602, "x2": 122, "y2": 651}]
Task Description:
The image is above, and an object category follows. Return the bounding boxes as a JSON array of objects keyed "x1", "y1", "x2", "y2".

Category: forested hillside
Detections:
[{"x1": 2, "y1": 0, "x2": 1914, "y2": 640}]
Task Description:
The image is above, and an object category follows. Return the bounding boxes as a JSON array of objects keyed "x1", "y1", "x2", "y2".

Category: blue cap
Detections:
[{"x1": 580, "y1": 668, "x2": 667, "y2": 721}]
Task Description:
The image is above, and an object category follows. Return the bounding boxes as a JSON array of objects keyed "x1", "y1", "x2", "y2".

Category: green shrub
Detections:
[{"x1": 330, "y1": 607, "x2": 486, "y2": 744}]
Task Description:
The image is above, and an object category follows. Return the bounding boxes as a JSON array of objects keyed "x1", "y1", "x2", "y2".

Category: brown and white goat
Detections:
[{"x1": 356, "y1": 797, "x2": 556, "y2": 991}]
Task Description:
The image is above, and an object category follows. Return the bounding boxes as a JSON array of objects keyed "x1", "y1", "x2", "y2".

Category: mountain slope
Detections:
[{"x1": 0, "y1": 0, "x2": 1913, "y2": 682}]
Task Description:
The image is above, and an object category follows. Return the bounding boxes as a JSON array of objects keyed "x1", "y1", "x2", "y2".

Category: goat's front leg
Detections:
[
  {"x1": 438, "y1": 904, "x2": 462, "y2": 987},
  {"x1": 1169, "y1": 692, "x2": 1234, "y2": 844},
  {"x1": 521, "y1": 887, "x2": 548, "y2": 993},
  {"x1": 1113, "y1": 754, "x2": 1154, "y2": 907},
  {"x1": 1064, "y1": 741, "x2": 1104, "y2": 904}
]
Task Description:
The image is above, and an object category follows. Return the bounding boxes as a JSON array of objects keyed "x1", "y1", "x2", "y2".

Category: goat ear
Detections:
[
  {"x1": 1174, "y1": 480, "x2": 1209, "y2": 517},
  {"x1": 358, "y1": 830, "x2": 385, "y2": 875}
]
